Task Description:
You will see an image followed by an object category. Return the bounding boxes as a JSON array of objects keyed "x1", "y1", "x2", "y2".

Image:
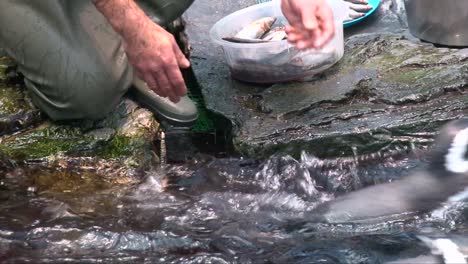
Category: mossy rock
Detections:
[
  {"x1": 0, "y1": 99, "x2": 159, "y2": 169},
  {"x1": 0, "y1": 56, "x2": 161, "y2": 179},
  {"x1": 0, "y1": 57, "x2": 42, "y2": 136}
]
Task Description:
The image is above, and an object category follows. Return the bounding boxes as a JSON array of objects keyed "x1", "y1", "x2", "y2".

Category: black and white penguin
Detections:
[
  {"x1": 310, "y1": 118, "x2": 468, "y2": 224},
  {"x1": 386, "y1": 235, "x2": 468, "y2": 264}
]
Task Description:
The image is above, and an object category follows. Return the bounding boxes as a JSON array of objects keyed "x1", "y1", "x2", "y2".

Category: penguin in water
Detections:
[
  {"x1": 309, "y1": 118, "x2": 468, "y2": 224},
  {"x1": 386, "y1": 235, "x2": 468, "y2": 264}
]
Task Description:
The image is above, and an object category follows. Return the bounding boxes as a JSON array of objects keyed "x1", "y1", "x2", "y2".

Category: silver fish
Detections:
[
  {"x1": 261, "y1": 30, "x2": 287, "y2": 41},
  {"x1": 267, "y1": 47, "x2": 336, "y2": 67},
  {"x1": 345, "y1": 0, "x2": 368, "y2": 4},
  {"x1": 222, "y1": 17, "x2": 276, "y2": 43},
  {"x1": 235, "y1": 17, "x2": 276, "y2": 39},
  {"x1": 221, "y1": 37, "x2": 269, "y2": 43}
]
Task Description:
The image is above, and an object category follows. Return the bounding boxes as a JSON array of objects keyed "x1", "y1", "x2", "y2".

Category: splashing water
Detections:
[{"x1": 1, "y1": 145, "x2": 468, "y2": 263}]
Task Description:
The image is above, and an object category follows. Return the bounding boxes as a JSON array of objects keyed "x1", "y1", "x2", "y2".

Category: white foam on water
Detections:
[
  {"x1": 434, "y1": 239, "x2": 467, "y2": 264},
  {"x1": 432, "y1": 126, "x2": 468, "y2": 216},
  {"x1": 448, "y1": 187, "x2": 468, "y2": 203},
  {"x1": 445, "y1": 127, "x2": 468, "y2": 174},
  {"x1": 430, "y1": 186, "x2": 468, "y2": 220},
  {"x1": 418, "y1": 236, "x2": 467, "y2": 264}
]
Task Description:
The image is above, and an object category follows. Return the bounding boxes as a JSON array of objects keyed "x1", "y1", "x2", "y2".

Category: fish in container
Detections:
[{"x1": 210, "y1": 0, "x2": 347, "y2": 83}]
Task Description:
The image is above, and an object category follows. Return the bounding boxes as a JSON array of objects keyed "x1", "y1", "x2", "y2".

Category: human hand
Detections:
[
  {"x1": 343, "y1": 0, "x2": 372, "y2": 22},
  {"x1": 281, "y1": 0, "x2": 335, "y2": 49},
  {"x1": 124, "y1": 19, "x2": 190, "y2": 103},
  {"x1": 93, "y1": 0, "x2": 190, "y2": 103}
]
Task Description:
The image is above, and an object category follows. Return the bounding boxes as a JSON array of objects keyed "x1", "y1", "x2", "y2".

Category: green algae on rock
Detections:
[
  {"x1": 0, "y1": 55, "x2": 161, "y2": 179},
  {"x1": 0, "y1": 99, "x2": 159, "y2": 171}
]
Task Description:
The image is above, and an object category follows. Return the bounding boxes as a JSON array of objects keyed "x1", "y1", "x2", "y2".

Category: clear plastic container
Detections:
[{"x1": 209, "y1": 0, "x2": 348, "y2": 83}]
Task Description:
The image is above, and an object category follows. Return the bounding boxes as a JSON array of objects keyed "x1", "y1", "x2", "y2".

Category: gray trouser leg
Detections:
[
  {"x1": 0, "y1": 0, "x2": 193, "y2": 121},
  {"x1": 136, "y1": 0, "x2": 194, "y2": 25},
  {"x1": 0, "y1": 0, "x2": 133, "y2": 120}
]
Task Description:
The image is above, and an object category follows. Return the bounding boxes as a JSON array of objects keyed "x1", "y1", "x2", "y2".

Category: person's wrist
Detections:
[{"x1": 93, "y1": 0, "x2": 152, "y2": 46}]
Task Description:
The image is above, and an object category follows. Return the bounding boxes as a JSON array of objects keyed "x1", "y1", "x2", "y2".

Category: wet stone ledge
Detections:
[{"x1": 183, "y1": 0, "x2": 468, "y2": 159}]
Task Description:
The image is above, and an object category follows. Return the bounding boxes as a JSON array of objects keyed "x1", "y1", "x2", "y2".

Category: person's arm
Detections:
[
  {"x1": 281, "y1": 0, "x2": 335, "y2": 49},
  {"x1": 93, "y1": 0, "x2": 190, "y2": 103}
]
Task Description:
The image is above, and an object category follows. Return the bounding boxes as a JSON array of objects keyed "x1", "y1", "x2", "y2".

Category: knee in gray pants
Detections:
[
  {"x1": 0, "y1": 0, "x2": 132, "y2": 121},
  {"x1": 0, "y1": 0, "x2": 194, "y2": 122},
  {"x1": 25, "y1": 62, "x2": 132, "y2": 121}
]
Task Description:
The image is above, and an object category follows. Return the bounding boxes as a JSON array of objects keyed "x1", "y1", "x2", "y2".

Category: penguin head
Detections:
[{"x1": 428, "y1": 118, "x2": 468, "y2": 177}]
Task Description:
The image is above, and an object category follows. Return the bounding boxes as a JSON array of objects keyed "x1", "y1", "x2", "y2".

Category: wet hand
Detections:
[
  {"x1": 281, "y1": 0, "x2": 335, "y2": 49},
  {"x1": 124, "y1": 19, "x2": 190, "y2": 103}
]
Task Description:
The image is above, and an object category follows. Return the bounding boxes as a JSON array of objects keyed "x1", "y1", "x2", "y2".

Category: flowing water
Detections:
[{"x1": 2, "y1": 144, "x2": 468, "y2": 263}]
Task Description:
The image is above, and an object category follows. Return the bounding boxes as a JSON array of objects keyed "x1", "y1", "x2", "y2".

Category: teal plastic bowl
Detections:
[{"x1": 256, "y1": 0, "x2": 381, "y2": 28}]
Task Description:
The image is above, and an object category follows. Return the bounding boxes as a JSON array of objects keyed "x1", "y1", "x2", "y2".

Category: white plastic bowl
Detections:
[{"x1": 210, "y1": 0, "x2": 348, "y2": 83}]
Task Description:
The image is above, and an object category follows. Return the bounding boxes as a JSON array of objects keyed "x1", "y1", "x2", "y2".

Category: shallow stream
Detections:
[{"x1": 2, "y1": 140, "x2": 468, "y2": 263}]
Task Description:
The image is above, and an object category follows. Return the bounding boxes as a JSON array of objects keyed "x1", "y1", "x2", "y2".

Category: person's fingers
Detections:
[
  {"x1": 296, "y1": 39, "x2": 319, "y2": 50},
  {"x1": 297, "y1": 28, "x2": 321, "y2": 49},
  {"x1": 296, "y1": 40, "x2": 310, "y2": 50},
  {"x1": 287, "y1": 29, "x2": 327, "y2": 49},
  {"x1": 153, "y1": 70, "x2": 172, "y2": 98},
  {"x1": 173, "y1": 43, "x2": 190, "y2": 69},
  {"x1": 166, "y1": 89, "x2": 180, "y2": 103},
  {"x1": 285, "y1": 26, "x2": 301, "y2": 35},
  {"x1": 286, "y1": 26, "x2": 313, "y2": 41},
  {"x1": 155, "y1": 70, "x2": 180, "y2": 103},
  {"x1": 348, "y1": 3, "x2": 372, "y2": 12},
  {"x1": 283, "y1": 2, "x2": 336, "y2": 49},
  {"x1": 286, "y1": 30, "x2": 302, "y2": 42},
  {"x1": 165, "y1": 62, "x2": 187, "y2": 97},
  {"x1": 143, "y1": 72, "x2": 162, "y2": 95},
  {"x1": 285, "y1": 25, "x2": 295, "y2": 34},
  {"x1": 162, "y1": 82, "x2": 179, "y2": 103},
  {"x1": 159, "y1": 47, "x2": 187, "y2": 97},
  {"x1": 348, "y1": 9, "x2": 366, "y2": 19},
  {"x1": 299, "y1": 5, "x2": 319, "y2": 31},
  {"x1": 313, "y1": 6, "x2": 335, "y2": 47},
  {"x1": 296, "y1": 39, "x2": 320, "y2": 50}
]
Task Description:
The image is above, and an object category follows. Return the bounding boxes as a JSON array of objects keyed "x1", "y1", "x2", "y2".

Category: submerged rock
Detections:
[{"x1": 184, "y1": 0, "x2": 468, "y2": 159}]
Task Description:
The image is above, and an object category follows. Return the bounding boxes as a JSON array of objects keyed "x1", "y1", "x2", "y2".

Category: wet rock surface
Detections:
[
  {"x1": 183, "y1": 0, "x2": 468, "y2": 159},
  {"x1": 0, "y1": 57, "x2": 42, "y2": 138}
]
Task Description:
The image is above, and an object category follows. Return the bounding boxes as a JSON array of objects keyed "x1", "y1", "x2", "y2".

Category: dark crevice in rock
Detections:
[
  {"x1": 0, "y1": 62, "x2": 43, "y2": 137},
  {"x1": 167, "y1": 18, "x2": 237, "y2": 157},
  {"x1": 415, "y1": 61, "x2": 453, "y2": 68},
  {"x1": 377, "y1": 85, "x2": 467, "y2": 106},
  {"x1": 0, "y1": 109, "x2": 43, "y2": 137},
  {"x1": 167, "y1": 18, "x2": 191, "y2": 58}
]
